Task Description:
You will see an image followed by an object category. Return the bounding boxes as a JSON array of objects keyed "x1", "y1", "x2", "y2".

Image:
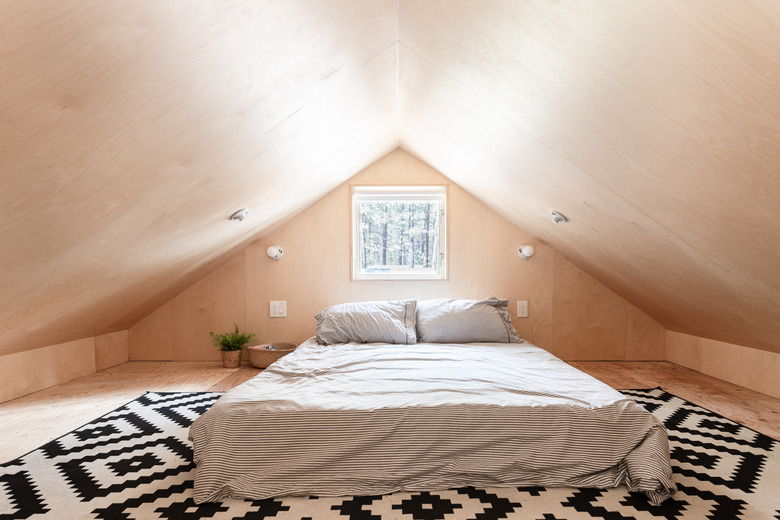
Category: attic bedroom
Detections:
[{"x1": 1, "y1": 1, "x2": 778, "y2": 519}]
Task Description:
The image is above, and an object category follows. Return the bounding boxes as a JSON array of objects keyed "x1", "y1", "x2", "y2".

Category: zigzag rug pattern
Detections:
[{"x1": 1, "y1": 389, "x2": 778, "y2": 519}]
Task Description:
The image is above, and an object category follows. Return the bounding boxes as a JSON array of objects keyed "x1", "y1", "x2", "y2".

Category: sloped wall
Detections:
[{"x1": 129, "y1": 150, "x2": 665, "y2": 361}]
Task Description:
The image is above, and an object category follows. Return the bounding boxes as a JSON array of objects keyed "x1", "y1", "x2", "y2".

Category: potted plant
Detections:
[{"x1": 210, "y1": 323, "x2": 256, "y2": 368}]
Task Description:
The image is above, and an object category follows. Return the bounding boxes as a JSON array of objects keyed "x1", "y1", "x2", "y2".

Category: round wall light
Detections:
[
  {"x1": 266, "y1": 245, "x2": 283, "y2": 261},
  {"x1": 518, "y1": 244, "x2": 535, "y2": 259}
]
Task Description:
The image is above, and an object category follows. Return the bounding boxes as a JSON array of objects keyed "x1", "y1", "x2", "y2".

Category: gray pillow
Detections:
[
  {"x1": 315, "y1": 300, "x2": 418, "y2": 345},
  {"x1": 416, "y1": 297, "x2": 522, "y2": 343}
]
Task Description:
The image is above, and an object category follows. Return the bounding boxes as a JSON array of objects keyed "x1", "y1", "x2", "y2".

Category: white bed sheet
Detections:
[{"x1": 190, "y1": 339, "x2": 675, "y2": 504}]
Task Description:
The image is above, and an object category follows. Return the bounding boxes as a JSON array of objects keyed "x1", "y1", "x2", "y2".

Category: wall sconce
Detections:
[
  {"x1": 266, "y1": 245, "x2": 283, "y2": 261},
  {"x1": 518, "y1": 244, "x2": 535, "y2": 259},
  {"x1": 230, "y1": 208, "x2": 249, "y2": 221}
]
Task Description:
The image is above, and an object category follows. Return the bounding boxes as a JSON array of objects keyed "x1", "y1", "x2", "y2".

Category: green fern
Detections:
[{"x1": 209, "y1": 323, "x2": 255, "y2": 351}]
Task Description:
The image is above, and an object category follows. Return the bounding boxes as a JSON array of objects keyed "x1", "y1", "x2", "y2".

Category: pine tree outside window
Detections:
[{"x1": 352, "y1": 186, "x2": 447, "y2": 280}]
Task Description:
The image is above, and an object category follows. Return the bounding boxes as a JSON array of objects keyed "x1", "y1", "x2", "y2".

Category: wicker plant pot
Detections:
[
  {"x1": 247, "y1": 343, "x2": 297, "y2": 368},
  {"x1": 220, "y1": 350, "x2": 242, "y2": 368}
]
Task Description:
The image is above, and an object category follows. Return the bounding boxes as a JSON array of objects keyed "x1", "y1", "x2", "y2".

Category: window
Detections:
[{"x1": 352, "y1": 186, "x2": 446, "y2": 280}]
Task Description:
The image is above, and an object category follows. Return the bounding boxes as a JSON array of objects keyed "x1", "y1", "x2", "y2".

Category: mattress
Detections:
[{"x1": 189, "y1": 338, "x2": 675, "y2": 504}]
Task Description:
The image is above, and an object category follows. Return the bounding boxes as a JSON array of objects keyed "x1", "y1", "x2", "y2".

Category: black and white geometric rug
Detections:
[{"x1": 1, "y1": 388, "x2": 778, "y2": 519}]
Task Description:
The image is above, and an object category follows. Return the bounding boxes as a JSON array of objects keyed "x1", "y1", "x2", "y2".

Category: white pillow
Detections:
[
  {"x1": 416, "y1": 297, "x2": 522, "y2": 343},
  {"x1": 315, "y1": 300, "x2": 418, "y2": 345}
]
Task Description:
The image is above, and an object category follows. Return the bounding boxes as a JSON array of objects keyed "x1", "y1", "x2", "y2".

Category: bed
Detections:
[{"x1": 189, "y1": 298, "x2": 675, "y2": 505}]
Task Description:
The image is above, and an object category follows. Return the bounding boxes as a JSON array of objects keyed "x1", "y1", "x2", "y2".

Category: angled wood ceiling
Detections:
[{"x1": 1, "y1": 0, "x2": 778, "y2": 357}]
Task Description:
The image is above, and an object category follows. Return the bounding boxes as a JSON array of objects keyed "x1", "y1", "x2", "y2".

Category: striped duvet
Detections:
[{"x1": 189, "y1": 339, "x2": 676, "y2": 504}]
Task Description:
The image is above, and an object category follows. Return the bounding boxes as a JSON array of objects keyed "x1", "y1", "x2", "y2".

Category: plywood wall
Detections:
[
  {"x1": 129, "y1": 150, "x2": 665, "y2": 361},
  {"x1": 95, "y1": 330, "x2": 130, "y2": 372},
  {"x1": 0, "y1": 330, "x2": 128, "y2": 403},
  {"x1": 667, "y1": 331, "x2": 780, "y2": 400}
]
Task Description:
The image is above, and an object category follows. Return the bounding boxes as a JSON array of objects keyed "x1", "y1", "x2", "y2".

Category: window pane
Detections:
[{"x1": 352, "y1": 186, "x2": 446, "y2": 280}]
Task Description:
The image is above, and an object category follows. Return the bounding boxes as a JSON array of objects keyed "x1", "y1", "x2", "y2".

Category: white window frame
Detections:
[{"x1": 352, "y1": 185, "x2": 447, "y2": 281}]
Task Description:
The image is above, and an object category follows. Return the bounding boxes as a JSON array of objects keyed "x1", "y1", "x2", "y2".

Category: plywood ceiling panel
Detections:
[
  {"x1": 0, "y1": 0, "x2": 398, "y2": 355},
  {"x1": 1, "y1": 0, "x2": 778, "y2": 356},
  {"x1": 399, "y1": 0, "x2": 780, "y2": 352}
]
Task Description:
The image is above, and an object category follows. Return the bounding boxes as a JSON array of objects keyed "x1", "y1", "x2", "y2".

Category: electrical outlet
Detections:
[
  {"x1": 270, "y1": 301, "x2": 287, "y2": 318},
  {"x1": 517, "y1": 300, "x2": 528, "y2": 318}
]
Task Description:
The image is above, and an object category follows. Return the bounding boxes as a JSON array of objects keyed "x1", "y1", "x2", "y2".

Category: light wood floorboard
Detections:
[
  {"x1": 0, "y1": 361, "x2": 260, "y2": 463},
  {"x1": 569, "y1": 361, "x2": 780, "y2": 440},
  {"x1": 1, "y1": 360, "x2": 778, "y2": 464}
]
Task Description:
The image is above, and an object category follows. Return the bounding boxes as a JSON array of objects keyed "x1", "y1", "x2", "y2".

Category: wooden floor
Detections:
[{"x1": 1, "y1": 360, "x2": 779, "y2": 463}]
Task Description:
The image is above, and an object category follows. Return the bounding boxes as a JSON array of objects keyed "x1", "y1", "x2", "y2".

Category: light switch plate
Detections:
[
  {"x1": 517, "y1": 301, "x2": 528, "y2": 318},
  {"x1": 270, "y1": 301, "x2": 287, "y2": 318}
]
